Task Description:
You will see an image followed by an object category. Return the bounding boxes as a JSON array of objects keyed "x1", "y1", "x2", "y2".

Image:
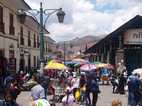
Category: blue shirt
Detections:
[{"x1": 30, "y1": 84, "x2": 45, "y2": 101}]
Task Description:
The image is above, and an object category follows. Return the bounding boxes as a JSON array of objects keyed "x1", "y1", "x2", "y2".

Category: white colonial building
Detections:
[{"x1": 0, "y1": 0, "x2": 56, "y2": 76}]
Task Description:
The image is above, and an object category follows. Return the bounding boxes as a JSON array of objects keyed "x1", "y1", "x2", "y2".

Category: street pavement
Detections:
[{"x1": 16, "y1": 85, "x2": 128, "y2": 106}]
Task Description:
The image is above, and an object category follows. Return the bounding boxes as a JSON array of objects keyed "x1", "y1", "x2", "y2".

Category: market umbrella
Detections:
[
  {"x1": 80, "y1": 64, "x2": 96, "y2": 71},
  {"x1": 95, "y1": 63, "x2": 108, "y2": 68},
  {"x1": 106, "y1": 63, "x2": 114, "y2": 69},
  {"x1": 94, "y1": 63, "x2": 114, "y2": 69},
  {"x1": 72, "y1": 58, "x2": 89, "y2": 63},
  {"x1": 93, "y1": 61, "x2": 101, "y2": 64},
  {"x1": 64, "y1": 61, "x2": 79, "y2": 66},
  {"x1": 44, "y1": 61, "x2": 68, "y2": 70},
  {"x1": 74, "y1": 63, "x2": 81, "y2": 67}
]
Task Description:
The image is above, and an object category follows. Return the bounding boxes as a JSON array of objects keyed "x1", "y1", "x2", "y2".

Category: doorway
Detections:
[{"x1": 124, "y1": 49, "x2": 142, "y2": 74}]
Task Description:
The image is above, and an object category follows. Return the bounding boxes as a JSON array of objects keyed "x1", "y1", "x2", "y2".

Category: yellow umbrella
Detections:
[{"x1": 44, "y1": 61, "x2": 68, "y2": 70}]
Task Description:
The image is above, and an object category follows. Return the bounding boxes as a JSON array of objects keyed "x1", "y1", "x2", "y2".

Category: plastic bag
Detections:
[{"x1": 75, "y1": 89, "x2": 80, "y2": 100}]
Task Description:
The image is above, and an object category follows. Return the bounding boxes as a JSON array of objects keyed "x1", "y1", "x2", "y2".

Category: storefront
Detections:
[
  {"x1": 123, "y1": 29, "x2": 142, "y2": 74},
  {"x1": 85, "y1": 15, "x2": 142, "y2": 74}
]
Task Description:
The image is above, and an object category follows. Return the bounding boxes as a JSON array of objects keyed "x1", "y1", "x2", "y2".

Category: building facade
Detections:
[
  {"x1": 44, "y1": 36, "x2": 57, "y2": 61},
  {"x1": 0, "y1": 0, "x2": 56, "y2": 76},
  {"x1": 86, "y1": 15, "x2": 142, "y2": 74}
]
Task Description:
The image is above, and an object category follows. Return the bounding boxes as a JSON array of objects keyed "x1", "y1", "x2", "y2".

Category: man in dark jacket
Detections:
[
  {"x1": 40, "y1": 74, "x2": 50, "y2": 98},
  {"x1": 90, "y1": 75, "x2": 100, "y2": 106}
]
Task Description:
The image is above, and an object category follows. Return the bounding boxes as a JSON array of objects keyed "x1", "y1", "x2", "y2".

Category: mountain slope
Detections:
[{"x1": 58, "y1": 35, "x2": 104, "y2": 52}]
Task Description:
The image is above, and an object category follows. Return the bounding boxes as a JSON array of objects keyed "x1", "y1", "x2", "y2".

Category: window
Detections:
[
  {"x1": 33, "y1": 34, "x2": 36, "y2": 47},
  {"x1": 33, "y1": 56, "x2": 36, "y2": 67},
  {"x1": 9, "y1": 13, "x2": 15, "y2": 35},
  {"x1": 0, "y1": 6, "x2": 4, "y2": 33},
  {"x1": 20, "y1": 27, "x2": 24, "y2": 45},
  {"x1": 28, "y1": 31, "x2": 31, "y2": 47},
  {"x1": 37, "y1": 56, "x2": 39, "y2": 68},
  {"x1": 37, "y1": 36, "x2": 39, "y2": 48},
  {"x1": 0, "y1": 6, "x2": 3, "y2": 22}
]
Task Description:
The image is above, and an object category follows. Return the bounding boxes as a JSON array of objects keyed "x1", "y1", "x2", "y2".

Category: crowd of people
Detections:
[
  {"x1": 110, "y1": 69, "x2": 142, "y2": 106},
  {"x1": 0, "y1": 69, "x2": 100, "y2": 106},
  {"x1": 1, "y1": 60, "x2": 142, "y2": 106}
]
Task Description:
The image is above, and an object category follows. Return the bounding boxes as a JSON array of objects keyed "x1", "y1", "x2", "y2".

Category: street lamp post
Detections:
[
  {"x1": 63, "y1": 41, "x2": 66, "y2": 64},
  {"x1": 18, "y1": 2, "x2": 65, "y2": 72},
  {"x1": 39, "y1": 3, "x2": 44, "y2": 64}
]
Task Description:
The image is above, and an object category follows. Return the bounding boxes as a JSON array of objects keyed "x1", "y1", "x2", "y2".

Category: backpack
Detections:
[{"x1": 75, "y1": 89, "x2": 80, "y2": 101}]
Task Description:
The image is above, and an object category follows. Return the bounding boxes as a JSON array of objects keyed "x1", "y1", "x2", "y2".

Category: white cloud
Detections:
[
  {"x1": 111, "y1": 6, "x2": 142, "y2": 31},
  {"x1": 24, "y1": 0, "x2": 142, "y2": 42}
]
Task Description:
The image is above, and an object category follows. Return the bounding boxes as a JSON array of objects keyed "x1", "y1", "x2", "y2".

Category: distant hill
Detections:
[
  {"x1": 69, "y1": 36, "x2": 100, "y2": 46},
  {"x1": 58, "y1": 35, "x2": 105, "y2": 54}
]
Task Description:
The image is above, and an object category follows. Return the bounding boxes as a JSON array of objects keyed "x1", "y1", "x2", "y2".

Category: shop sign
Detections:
[{"x1": 124, "y1": 29, "x2": 142, "y2": 44}]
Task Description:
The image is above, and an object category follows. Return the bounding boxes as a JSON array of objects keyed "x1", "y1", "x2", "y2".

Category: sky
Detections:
[{"x1": 24, "y1": 0, "x2": 142, "y2": 42}]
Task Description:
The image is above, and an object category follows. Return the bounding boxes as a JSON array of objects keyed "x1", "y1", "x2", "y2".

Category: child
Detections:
[{"x1": 62, "y1": 87, "x2": 75, "y2": 106}]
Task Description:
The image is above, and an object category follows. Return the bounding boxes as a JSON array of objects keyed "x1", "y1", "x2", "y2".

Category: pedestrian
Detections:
[
  {"x1": 3, "y1": 72, "x2": 13, "y2": 88},
  {"x1": 40, "y1": 73, "x2": 50, "y2": 99},
  {"x1": 85, "y1": 75, "x2": 92, "y2": 105},
  {"x1": 80, "y1": 82, "x2": 86, "y2": 105},
  {"x1": 30, "y1": 73, "x2": 45, "y2": 101},
  {"x1": 62, "y1": 86, "x2": 75, "y2": 106},
  {"x1": 79, "y1": 74, "x2": 87, "y2": 104},
  {"x1": 111, "y1": 75, "x2": 119, "y2": 93},
  {"x1": 4, "y1": 77, "x2": 21, "y2": 106},
  {"x1": 116, "y1": 60, "x2": 126, "y2": 75},
  {"x1": 118, "y1": 74, "x2": 126, "y2": 94},
  {"x1": 71, "y1": 76, "x2": 80, "y2": 100},
  {"x1": 29, "y1": 73, "x2": 51, "y2": 106},
  {"x1": 127, "y1": 73, "x2": 141, "y2": 106},
  {"x1": 90, "y1": 75, "x2": 100, "y2": 106}
]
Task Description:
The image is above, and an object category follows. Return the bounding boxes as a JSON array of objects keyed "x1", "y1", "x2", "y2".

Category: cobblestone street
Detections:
[{"x1": 17, "y1": 85, "x2": 127, "y2": 106}]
